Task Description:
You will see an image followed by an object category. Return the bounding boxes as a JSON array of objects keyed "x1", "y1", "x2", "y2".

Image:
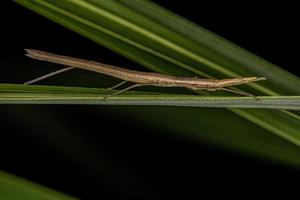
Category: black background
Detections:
[{"x1": 0, "y1": 1, "x2": 300, "y2": 199}]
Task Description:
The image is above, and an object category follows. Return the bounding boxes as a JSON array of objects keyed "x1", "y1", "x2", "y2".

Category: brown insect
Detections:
[{"x1": 25, "y1": 49, "x2": 266, "y2": 98}]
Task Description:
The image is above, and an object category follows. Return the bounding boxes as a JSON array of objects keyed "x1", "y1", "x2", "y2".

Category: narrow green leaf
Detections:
[
  {"x1": 116, "y1": 0, "x2": 300, "y2": 94},
  {"x1": 1, "y1": 84, "x2": 300, "y2": 110},
  {"x1": 0, "y1": 170, "x2": 76, "y2": 200}
]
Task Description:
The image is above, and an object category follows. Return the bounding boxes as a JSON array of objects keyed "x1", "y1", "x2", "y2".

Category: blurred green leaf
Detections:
[{"x1": 0, "y1": 170, "x2": 76, "y2": 200}]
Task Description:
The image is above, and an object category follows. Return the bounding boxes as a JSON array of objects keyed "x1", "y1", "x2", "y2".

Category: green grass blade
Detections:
[
  {"x1": 0, "y1": 170, "x2": 77, "y2": 200},
  {"x1": 116, "y1": 0, "x2": 300, "y2": 95},
  {"x1": 1, "y1": 84, "x2": 300, "y2": 110}
]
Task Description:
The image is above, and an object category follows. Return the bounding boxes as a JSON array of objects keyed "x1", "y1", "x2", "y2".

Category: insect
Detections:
[{"x1": 24, "y1": 49, "x2": 266, "y2": 98}]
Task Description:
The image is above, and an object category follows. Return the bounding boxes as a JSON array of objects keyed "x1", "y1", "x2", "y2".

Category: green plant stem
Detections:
[{"x1": 0, "y1": 84, "x2": 299, "y2": 110}]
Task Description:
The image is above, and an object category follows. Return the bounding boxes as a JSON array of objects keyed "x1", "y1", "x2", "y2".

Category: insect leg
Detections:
[
  {"x1": 108, "y1": 80, "x2": 128, "y2": 90},
  {"x1": 24, "y1": 67, "x2": 75, "y2": 85},
  {"x1": 218, "y1": 87, "x2": 256, "y2": 98},
  {"x1": 103, "y1": 84, "x2": 145, "y2": 100}
]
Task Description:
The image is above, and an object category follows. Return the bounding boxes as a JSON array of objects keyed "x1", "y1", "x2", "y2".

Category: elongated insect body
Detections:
[{"x1": 25, "y1": 49, "x2": 266, "y2": 96}]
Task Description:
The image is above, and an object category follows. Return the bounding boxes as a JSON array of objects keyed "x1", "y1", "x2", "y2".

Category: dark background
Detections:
[{"x1": 0, "y1": 0, "x2": 299, "y2": 199}]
